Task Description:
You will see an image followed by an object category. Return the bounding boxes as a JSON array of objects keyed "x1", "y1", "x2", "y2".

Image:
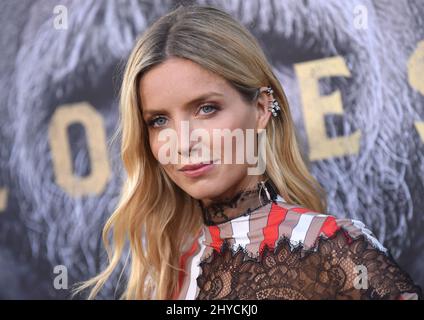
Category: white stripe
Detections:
[
  {"x1": 352, "y1": 219, "x2": 387, "y2": 253},
  {"x1": 316, "y1": 214, "x2": 329, "y2": 218},
  {"x1": 231, "y1": 215, "x2": 250, "y2": 250},
  {"x1": 185, "y1": 232, "x2": 206, "y2": 300},
  {"x1": 290, "y1": 214, "x2": 315, "y2": 245},
  {"x1": 276, "y1": 194, "x2": 286, "y2": 203}
]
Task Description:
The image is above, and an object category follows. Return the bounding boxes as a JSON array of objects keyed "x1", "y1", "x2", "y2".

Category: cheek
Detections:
[
  {"x1": 149, "y1": 134, "x2": 171, "y2": 167},
  {"x1": 148, "y1": 135, "x2": 160, "y2": 161},
  {"x1": 226, "y1": 103, "x2": 256, "y2": 130},
  {"x1": 149, "y1": 133, "x2": 178, "y2": 174},
  {"x1": 207, "y1": 107, "x2": 256, "y2": 164}
]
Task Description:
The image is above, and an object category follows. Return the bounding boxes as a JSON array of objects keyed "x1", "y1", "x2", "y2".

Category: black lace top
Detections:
[{"x1": 173, "y1": 181, "x2": 422, "y2": 300}]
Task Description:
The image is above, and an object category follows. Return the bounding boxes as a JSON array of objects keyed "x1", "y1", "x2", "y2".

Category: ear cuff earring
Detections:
[{"x1": 265, "y1": 86, "x2": 281, "y2": 117}]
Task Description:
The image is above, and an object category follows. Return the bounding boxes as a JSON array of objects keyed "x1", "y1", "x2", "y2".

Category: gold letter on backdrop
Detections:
[
  {"x1": 408, "y1": 40, "x2": 424, "y2": 143},
  {"x1": 48, "y1": 102, "x2": 111, "y2": 197},
  {"x1": 295, "y1": 56, "x2": 361, "y2": 161},
  {"x1": 415, "y1": 122, "x2": 424, "y2": 143},
  {"x1": 0, "y1": 188, "x2": 7, "y2": 212},
  {"x1": 408, "y1": 40, "x2": 424, "y2": 95}
]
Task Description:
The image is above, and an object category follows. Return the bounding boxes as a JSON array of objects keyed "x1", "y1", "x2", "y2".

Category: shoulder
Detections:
[
  {"x1": 271, "y1": 197, "x2": 387, "y2": 253},
  {"x1": 271, "y1": 199, "x2": 422, "y2": 300}
]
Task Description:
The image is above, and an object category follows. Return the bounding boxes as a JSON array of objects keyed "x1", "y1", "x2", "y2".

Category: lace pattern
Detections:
[{"x1": 196, "y1": 228, "x2": 422, "y2": 300}]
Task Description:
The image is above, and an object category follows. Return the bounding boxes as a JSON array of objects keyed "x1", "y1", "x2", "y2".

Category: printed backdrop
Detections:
[{"x1": 0, "y1": 0, "x2": 423, "y2": 298}]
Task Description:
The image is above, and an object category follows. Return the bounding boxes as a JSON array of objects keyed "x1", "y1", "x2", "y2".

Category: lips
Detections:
[
  {"x1": 178, "y1": 161, "x2": 216, "y2": 178},
  {"x1": 178, "y1": 161, "x2": 214, "y2": 172}
]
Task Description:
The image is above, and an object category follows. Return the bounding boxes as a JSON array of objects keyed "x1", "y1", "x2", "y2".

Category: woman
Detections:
[{"x1": 73, "y1": 4, "x2": 422, "y2": 300}]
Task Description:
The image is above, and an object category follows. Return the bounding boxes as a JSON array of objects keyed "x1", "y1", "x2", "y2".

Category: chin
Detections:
[
  {"x1": 182, "y1": 183, "x2": 218, "y2": 200},
  {"x1": 174, "y1": 178, "x2": 221, "y2": 200},
  {"x1": 170, "y1": 165, "x2": 242, "y2": 200}
]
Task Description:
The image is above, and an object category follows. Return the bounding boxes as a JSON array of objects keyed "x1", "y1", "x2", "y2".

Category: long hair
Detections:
[{"x1": 72, "y1": 4, "x2": 327, "y2": 300}]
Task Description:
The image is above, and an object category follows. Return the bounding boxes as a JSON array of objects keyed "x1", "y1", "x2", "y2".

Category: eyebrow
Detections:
[{"x1": 142, "y1": 91, "x2": 224, "y2": 117}]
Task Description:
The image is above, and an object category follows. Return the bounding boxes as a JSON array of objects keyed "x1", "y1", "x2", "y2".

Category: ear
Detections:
[{"x1": 255, "y1": 86, "x2": 273, "y2": 130}]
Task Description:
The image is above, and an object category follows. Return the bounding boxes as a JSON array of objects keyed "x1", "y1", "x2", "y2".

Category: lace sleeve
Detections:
[
  {"x1": 327, "y1": 229, "x2": 422, "y2": 300},
  {"x1": 196, "y1": 229, "x2": 423, "y2": 300}
]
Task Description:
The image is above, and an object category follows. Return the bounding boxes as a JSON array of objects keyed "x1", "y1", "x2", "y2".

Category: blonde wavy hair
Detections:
[{"x1": 72, "y1": 4, "x2": 327, "y2": 300}]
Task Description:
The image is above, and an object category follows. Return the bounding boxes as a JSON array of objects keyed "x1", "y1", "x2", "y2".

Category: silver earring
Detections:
[
  {"x1": 260, "y1": 180, "x2": 272, "y2": 201},
  {"x1": 265, "y1": 86, "x2": 281, "y2": 117}
]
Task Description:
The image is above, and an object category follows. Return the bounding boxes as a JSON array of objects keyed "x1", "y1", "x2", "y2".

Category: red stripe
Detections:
[
  {"x1": 208, "y1": 225, "x2": 223, "y2": 252},
  {"x1": 172, "y1": 230, "x2": 201, "y2": 299},
  {"x1": 319, "y1": 216, "x2": 340, "y2": 237},
  {"x1": 290, "y1": 207, "x2": 313, "y2": 214},
  {"x1": 259, "y1": 203, "x2": 288, "y2": 254}
]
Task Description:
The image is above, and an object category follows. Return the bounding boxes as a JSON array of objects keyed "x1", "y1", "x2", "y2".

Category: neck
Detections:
[{"x1": 198, "y1": 178, "x2": 279, "y2": 226}]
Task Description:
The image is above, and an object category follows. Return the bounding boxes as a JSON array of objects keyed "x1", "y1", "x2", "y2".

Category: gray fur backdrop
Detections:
[{"x1": 0, "y1": 0, "x2": 423, "y2": 299}]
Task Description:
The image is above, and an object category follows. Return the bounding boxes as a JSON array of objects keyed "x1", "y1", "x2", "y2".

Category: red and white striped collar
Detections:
[{"x1": 200, "y1": 194, "x2": 290, "y2": 257}]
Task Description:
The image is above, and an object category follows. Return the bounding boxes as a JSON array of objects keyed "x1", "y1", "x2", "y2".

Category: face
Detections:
[{"x1": 139, "y1": 57, "x2": 272, "y2": 204}]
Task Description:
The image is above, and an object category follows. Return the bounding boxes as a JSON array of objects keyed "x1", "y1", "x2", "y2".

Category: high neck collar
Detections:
[{"x1": 197, "y1": 178, "x2": 279, "y2": 226}]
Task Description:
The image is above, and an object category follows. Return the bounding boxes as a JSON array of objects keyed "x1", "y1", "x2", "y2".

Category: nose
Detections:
[
  {"x1": 175, "y1": 118, "x2": 196, "y2": 159},
  {"x1": 175, "y1": 118, "x2": 211, "y2": 163}
]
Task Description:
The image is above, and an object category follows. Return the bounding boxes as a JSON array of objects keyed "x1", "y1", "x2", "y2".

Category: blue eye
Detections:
[
  {"x1": 148, "y1": 116, "x2": 167, "y2": 128},
  {"x1": 199, "y1": 104, "x2": 218, "y2": 115}
]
